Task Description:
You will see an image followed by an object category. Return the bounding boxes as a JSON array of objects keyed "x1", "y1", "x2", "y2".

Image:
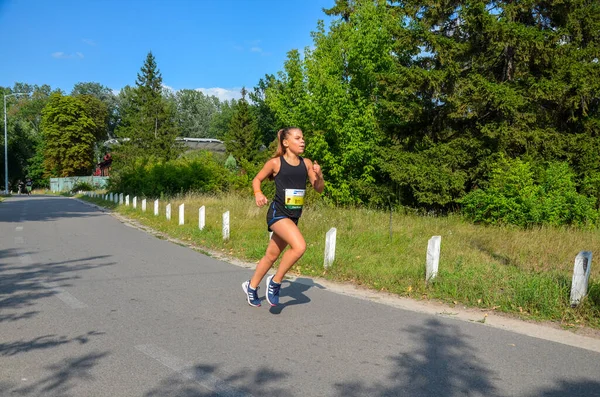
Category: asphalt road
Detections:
[{"x1": 1, "y1": 195, "x2": 599, "y2": 397}]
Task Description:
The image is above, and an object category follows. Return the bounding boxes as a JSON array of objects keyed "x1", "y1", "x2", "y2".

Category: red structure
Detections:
[{"x1": 94, "y1": 152, "x2": 112, "y2": 176}]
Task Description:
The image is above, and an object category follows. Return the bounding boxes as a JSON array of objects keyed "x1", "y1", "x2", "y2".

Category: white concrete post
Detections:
[
  {"x1": 125, "y1": 195, "x2": 130, "y2": 206},
  {"x1": 142, "y1": 199, "x2": 147, "y2": 212},
  {"x1": 199, "y1": 206, "x2": 205, "y2": 230},
  {"x1": 109, "y1": 193, "x2": 113, "y2": 202},
  {"x1": 166, "y1": 204, "x2": 171, "y2": 220},
  {"x1": 426, "y1": 236, "x2": 442, "y2": 282},
  {"x1": 133, "y1": 197, "x2": 137, "y2": 209},
  {"x1": 114, "y1": 194, "x2": 119, "y2": 204},
  {"x1": 324, "y1": 227, "x2": 337, "y2": 268},
  {"x1": 222, "y1": 211, "x2": 230, "y2": 240},
  {"x1": 119, "y1": 193, "x2": 123, "y2": 205},
  {"x1": 179, "y1": 204, "x2": 184, "y2": 225},
  {"x1": 154, "y1": 200, "x2": 159, "y2": 216},
  {"x1": 570, "y1": 251, "x2": 593, "y2": 307}
]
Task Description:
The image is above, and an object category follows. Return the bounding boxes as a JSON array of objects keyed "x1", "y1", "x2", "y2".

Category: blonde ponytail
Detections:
[{"x1": 273, "y1": 129, "x2": 286, "y2": 158}]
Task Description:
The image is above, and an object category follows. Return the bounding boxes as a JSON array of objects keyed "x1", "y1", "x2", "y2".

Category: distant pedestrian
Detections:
[
  {"x1": 242, "y1": 127, "x2": 325, "y2": 307},
  {"x1": 26, "y1": 178, "x2": 32, "y2": 195}
]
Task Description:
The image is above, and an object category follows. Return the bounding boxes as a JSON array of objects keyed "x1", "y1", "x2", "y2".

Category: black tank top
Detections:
[{"x1": 273, "y1": 156, "x2": 308, "y2": 218}]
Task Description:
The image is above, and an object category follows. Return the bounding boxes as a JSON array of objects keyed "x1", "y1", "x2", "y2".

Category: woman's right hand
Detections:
[{"x1": 255, "y1": 192, "x2": 268, "y2": 207}]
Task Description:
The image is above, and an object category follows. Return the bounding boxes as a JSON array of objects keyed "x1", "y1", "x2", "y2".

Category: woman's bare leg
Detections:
[
  {"x1": 249, "y1": 232, "x2": 287, "y2": 289},
  {"x1": 269, "y1": 219, "x2": 306, "y2": 283}
]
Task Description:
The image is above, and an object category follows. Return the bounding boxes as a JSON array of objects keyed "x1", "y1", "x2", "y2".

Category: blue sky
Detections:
[{"x1": 0, "y1": 0, "x2": 334, "y2": 101}]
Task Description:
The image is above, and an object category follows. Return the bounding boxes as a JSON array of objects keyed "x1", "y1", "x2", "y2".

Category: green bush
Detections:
[
  {"x1": 460, "y1": 159, "x2": 599, "y2": 227},
  {"x1": 71, "y1": 181, "x2": 94, "y2": 192},
  {"x1": 108, "y1": 151, "x2": 232, "y2": 197}
]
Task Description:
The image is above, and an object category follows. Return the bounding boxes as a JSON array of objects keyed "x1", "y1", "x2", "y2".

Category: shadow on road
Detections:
[
  {"x1": 0, "y1": 330, "x2": 105, "y2": 357},
  {"x1": 0, "y1": 310, "x2": 38, "y2": 323},
  {"x1": 333, "y1": 318, "x2": 500, "y2": 397},
  {"x1": 0, "y1": 251, "x2": 114, "y2": 320},
  {"x1": 0, "y1": 196, "x2": 104, "y2": 223},
  {"x1": 144, "y1": 364, "x2": 292, "y2": 397},
  {"x1": 330, "y1": 318, "x2": 600, "y2": 397},
  {"x1": 269, "y1": 277, "x2": 325, "y2": 315},
  {"x1": 530, "y1": 379, "x2": 600, "y2": 396},
  {"x1": 1, "y1": 351, "x2": 110, "y2": 396}
]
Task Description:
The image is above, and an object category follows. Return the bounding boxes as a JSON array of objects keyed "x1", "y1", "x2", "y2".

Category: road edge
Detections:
[{"x1": 76, "y1": 197, "x2": 600, "y2": 354}]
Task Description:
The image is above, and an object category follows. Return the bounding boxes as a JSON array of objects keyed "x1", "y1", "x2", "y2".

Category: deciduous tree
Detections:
[
  {"x1": 175, "y1": 89, "x2": 220, "y2": 138},
  {"x1": 41, "y1": 93, "x2": 99, "y2": 176}
]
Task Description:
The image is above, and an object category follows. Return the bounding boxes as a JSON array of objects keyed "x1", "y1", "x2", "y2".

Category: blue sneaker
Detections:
[
  {"x1": 242, "y1": 281, "x2": 261, "y2": 307},
  {"x1": 266, "y1": 275, "x2": 281, "y2": 306}
]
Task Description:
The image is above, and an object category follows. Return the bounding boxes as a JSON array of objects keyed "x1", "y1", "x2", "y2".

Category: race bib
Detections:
[{"x1": 285, "y1": 189, "x2": 305, "y2": 210}]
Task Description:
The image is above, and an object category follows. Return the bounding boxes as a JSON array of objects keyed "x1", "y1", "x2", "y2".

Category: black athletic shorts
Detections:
[{"x1": 266, "y1": 202, "x2": 299, "y2": 232}]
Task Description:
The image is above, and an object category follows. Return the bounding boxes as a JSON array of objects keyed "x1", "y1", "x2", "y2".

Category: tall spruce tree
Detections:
[
  {"x1": 375, "y1": 0, "x2": 600, "y2": 209},
  {"x1": 224, "y1": 88, "x2": 261, "y2": 162},
  {"x1": 249, "y1": 75, "x2": 278, "y2": 147},
  {"x1": 115, "y1": 52, "x2": 181, "y2": 165}
]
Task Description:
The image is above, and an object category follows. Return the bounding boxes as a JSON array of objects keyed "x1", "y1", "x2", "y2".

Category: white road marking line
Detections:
[
  {"x1": 41, "y1": 281, "x2": 88, "y2": 309},
  {"x1": 16, "y1": 226, "x2": 23, "y2": 231},
  {"x1": 14, "y1": 236, "x2": 25, "y2": 245},
  {"x1": 135, "y1": 344, "x2": 253, "y2": 397}
]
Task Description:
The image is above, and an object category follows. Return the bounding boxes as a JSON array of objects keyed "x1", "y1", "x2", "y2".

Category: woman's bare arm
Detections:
[
  {"x1": 253, "y1": 158, "x2": 278, "y2": 206},
  {"x1": 304, "y1": 158, "x2": 324, "y2": 193}
]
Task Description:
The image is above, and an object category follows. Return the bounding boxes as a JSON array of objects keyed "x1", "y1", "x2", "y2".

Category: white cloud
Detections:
[
  {"x1": 162, "y1": 84, "x2": 175, "y2": 94},
  {"x1": 232, "y1": 40, "x2": 270, "y2": 56},
  {"x1": 110, "y1": 86, "x2": 242, "y2": 102},
  {"x1": 51, "y1": 51, "x2": 84, "y2": 59},
  {"x1": 82, "y1": 39, "x2": 96, "y2": 46},
  {"x1": 196, "y1": 87, "x2": 242, "y2": 102}
]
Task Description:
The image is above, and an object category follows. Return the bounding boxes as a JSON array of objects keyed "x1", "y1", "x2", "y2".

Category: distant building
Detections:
[
  {"x1": 96, "y1": 137, "x2": 225, "y2": 176},
  {"x1": 175, "y1": 137, "x2": 226, "y2": 153},
  {"x1": 103, "y1": 137, "x2": 225, "y2": 153}
]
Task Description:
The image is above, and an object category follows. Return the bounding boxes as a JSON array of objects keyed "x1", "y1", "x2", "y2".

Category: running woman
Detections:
[{"x1": 242, "y1": 127, "x2": 324, "y2": 307}]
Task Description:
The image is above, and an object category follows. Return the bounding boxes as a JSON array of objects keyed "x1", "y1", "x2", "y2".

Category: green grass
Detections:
[{"x1": 81, "y1": 192, "x2": 600, "y2": 330}]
